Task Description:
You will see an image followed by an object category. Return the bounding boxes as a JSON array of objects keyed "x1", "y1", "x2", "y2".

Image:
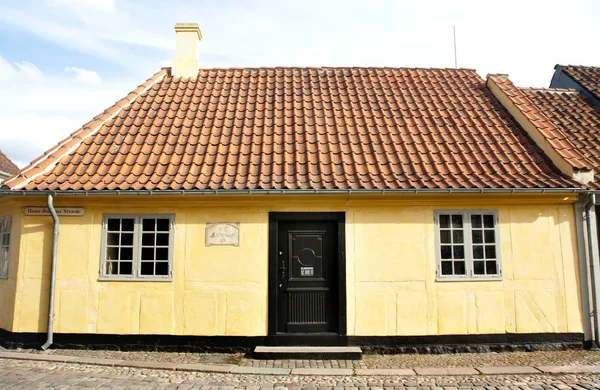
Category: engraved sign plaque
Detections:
[{"x1": 206, "y1": 223, "x2": 240, "y2": 246}]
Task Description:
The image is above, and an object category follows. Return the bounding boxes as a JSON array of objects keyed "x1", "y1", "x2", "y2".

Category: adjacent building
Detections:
[{"x1": 0, "y1": 150, "x2": 18, "y2": 182}]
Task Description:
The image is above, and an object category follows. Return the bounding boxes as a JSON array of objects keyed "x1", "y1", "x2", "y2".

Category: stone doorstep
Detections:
[
  {"x1": 231, "y1": 366, "x2": 291, "y2": 375},
  {"x1": 291, "y1": 368, "x2": 354, "y2": 376}
]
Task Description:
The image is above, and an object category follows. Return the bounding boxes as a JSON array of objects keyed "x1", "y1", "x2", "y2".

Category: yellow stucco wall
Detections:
[
  {"x1": 3, "y1": 194, "x2": 583, "y2": 336},
  {"x1": 0, "y1": 199, "x2": 21, "y2": 332}
]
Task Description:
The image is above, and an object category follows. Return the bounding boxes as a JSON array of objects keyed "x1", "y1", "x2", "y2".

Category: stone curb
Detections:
[{"x1": 1, "y1": 352, "x2": 599, "y2": 377}]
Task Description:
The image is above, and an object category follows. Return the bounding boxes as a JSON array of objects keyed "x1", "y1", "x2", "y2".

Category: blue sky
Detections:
[{"x1": 1, "y1": 0, "x2": 599, "y2": 168}]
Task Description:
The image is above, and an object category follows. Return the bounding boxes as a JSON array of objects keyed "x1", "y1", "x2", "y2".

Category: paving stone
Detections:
[
  {"x1": 414, "y1": 368, "x2": 479, "y2": 376},
  {"x1": 291, "y1": 368, "x2": 354, "y2": 376},
  {"x1": 476, "y1": 367, "x2": 541, "y2": 375},
  {"x1": 114, "y1": 360, "x2": 180, "y2": 370},
  {"x1": 230, "y1": 366, "x2": 291, "y2": 375},
  {"x1": 178, "y1": 364, "x2": 235, "y2": 373},
  {"x1": 71, "y1": 357, "x2": 124, "y2": 366},
  {"x1": 355, "y1": 369, "x2": 416, "y2": 376},
  {"x1": 536, "y1": 365, "x2": 600, "y2": 374}
]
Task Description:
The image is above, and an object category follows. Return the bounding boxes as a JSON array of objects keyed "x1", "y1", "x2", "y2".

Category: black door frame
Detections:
[{"x1": 267, "y1": 212, "x2": 347, "y2": 346}]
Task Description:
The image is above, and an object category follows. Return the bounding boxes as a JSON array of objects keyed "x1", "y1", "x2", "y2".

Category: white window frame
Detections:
[
  {"x1": 0, "y1": 216, "x2": 11, "y2": 279},
  {"x1": 434, "y1": 210, "x2": 502, "y2": 281},
  {"x1": 100, "y1": 214, "x2": 175, "y2": 281}
]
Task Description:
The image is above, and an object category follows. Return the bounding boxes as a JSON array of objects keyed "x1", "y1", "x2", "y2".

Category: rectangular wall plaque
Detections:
[
  {"x1": 206, "y1": 222, "x2": 240, "y2": 246},
  {"x1": 24, "y1": 207, "x2": 84, "y2": 216}
]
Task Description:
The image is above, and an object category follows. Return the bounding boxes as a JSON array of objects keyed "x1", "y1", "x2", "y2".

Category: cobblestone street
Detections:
[{"x1": 3, "y1": 358, "x2": 600, "y2": 390}]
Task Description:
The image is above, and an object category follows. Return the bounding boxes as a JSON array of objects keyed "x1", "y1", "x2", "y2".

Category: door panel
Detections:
[{"x1": 277, "y1": 221, "x2": 338, "y2": 333}]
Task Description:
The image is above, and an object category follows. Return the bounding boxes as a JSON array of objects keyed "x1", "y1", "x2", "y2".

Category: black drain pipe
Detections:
[{"x1": 42, "y1": 194, "x2": 59, "y2": 350}]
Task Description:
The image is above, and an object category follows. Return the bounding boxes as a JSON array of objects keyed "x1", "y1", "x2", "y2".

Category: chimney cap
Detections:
[{"x1": 174, "y1": 23, "x2": 202, "y2": 40}]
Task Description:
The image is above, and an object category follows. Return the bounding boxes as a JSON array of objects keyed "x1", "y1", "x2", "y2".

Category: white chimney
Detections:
[{"x1": 172, "y1": 23, "x2": 202, "y2": 78}]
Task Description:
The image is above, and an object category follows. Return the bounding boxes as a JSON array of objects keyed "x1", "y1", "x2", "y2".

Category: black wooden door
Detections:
[{"x1": 276, "y1": 221, "x2": 339, "y2": 333}]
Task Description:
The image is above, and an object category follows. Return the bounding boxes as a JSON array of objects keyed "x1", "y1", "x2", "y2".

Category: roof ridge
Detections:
[
  {"x1": 3, "y1": 69, "x2": 168, "y2": 190},
  {"x1": 183, "y1": 66, "x2": 478, "y2": 72}
]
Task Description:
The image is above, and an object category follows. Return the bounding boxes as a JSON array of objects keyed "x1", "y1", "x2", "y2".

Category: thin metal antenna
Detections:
[{"x1": 453, "y1": 25, "x2": 458, "y2": 68}]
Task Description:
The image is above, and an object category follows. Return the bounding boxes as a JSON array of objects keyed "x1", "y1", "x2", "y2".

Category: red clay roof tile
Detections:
[
  {"x1": 0, "y1": 150, "x2": 19, "y2": 177},
  {"x1": 562, "y1": 65, "x2": 600, "y2": 101},
  {"x1": 2, "y1": 67, "x2": 585, "y2": 192}
]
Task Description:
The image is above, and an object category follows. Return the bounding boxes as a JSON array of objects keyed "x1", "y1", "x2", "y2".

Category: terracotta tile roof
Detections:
[
  {"x1": 562, "y1": 65, "x2": 600, "y2": 101},
  {"x1": 3, "y1": 67, "x2": 581, "y2": 192},
  {"x1": 521, "y1": 87, "x2": 600, "y2": 172},
  {"x1": 488, "y1": 75, "x2": 591, "y2": 171},
  {"x1": 0, "y1": 150, "x2": 19, "y2": 176}
]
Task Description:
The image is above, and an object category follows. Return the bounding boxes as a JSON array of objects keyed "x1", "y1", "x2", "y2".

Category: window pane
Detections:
[
  {"x1": 120, "y1": 247, "x2": 133, "y2": 260},
  {"x1": 452, "y1": 230, "x2": 464, "y2": 244},
  {"x1": 121, "y1": 218, "x2": 135, "y2": 232},
  {"x1": 484, "y1": 230, "x2": 495, "y2": 243},
  {"x1": 485, "y1": 245, "x2": 496, "y2": 259},
  {"x1": 474, "y1": 260, "x2": 485, "y2": 275},
  {"x1": 1, "y1": 233, "x2": 8, "y2": 246},
  {"x1": 157, "y1": 218, "x2": 170, "y2": 232},
  {"x1": 106, "y1": 247, "x2": 118, "y2": 261},
  {"x1": 141, "y1": 247, "x2": 154, "y2": 261},
  {"x1": 439, "y1": 214, "x2": 450, "y2": 228},
  {"x1": 107, "y1": 218, "x2": 120, "y2": 231},
  {"x1": 441, "y1": 261, "x2": 452, "y2": 275},
  {"x1": 142, "y1": 218, "x2": 155, "y2": 232},
  {"x1": 156, "y1": 233, "x2": 169, "y2": 246},
  {"x1": 140, "y1": 262, "x2": 154, "y2": 275},
  {"x1": 453, "y1": 245, "x2": 464, "y2": 259},
  {"x1": 441, "y1": 245, "x2": 452, "y2": 259},
  {"x1": 451, "y1": 214, "x2": 463, "y2": 228},
  {"x1": 473, "y1": 245, "x2": 484, "y2": 259},
  {"x1": 142, "y1": 233, "x2": 155, "y2": 246},
  {"x1": 107, "y1": 233, "x2": 119, "y2": 246},
  {"x1": 0, "y1": 259, "x2": 7, "y2": 277},
  {"x1": 105, "y1": 261, "x2": 118, "y2": 275},
  {"x1": 483, "y1": 215, "x2": 494, "y2": 228},
  {"x1": 454, "y1": 261, "x2": 465, "y2": 275},
  {"x1": 119, "y1": 261, "x2": 133, "y2": 275},
  {"x1": 471, "y1": 215, "x2": 482, "y2": 228},
  {"x1": 472, "y1": 230, "x2": 483, "y2": 244},
  {"x1": 1, "y1": 247, "x2": 7, "y2": 262},
  {"x1": 155, "y1": 262, "x2": 169, "y2": 276},
  {"x1": 121, "y1": 233, "x2": 134, "y2": 246},
  {"x1": 486, "y1": 261, "x2": 498, "y2": 275},
  {"x1": 156, "y1": 247, "x2": 168, "y2": 261},
  {"x1": 440, "y1": 230, "x2": 451, "y2": 243}
]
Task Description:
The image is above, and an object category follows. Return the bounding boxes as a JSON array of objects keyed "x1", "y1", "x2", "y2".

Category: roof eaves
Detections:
[{"x1": 3, "y1": 69, "x2": 168, "y2": 190}]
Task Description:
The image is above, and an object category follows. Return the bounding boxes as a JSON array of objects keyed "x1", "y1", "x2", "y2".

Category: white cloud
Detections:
[
  {"x1": 0, "y1": 56, "x2": 43, "y2": 82},
  {"x1": 65, "y1": 66, "x2": 102, "y2": 84}
]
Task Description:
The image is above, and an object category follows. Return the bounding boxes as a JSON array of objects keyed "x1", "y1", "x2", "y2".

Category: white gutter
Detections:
[{"x1": 41, "y1": 194, "x2": 59, "y2": 350}]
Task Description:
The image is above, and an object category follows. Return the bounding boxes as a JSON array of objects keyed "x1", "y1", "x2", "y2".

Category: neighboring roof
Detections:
[
  {"x1": 486, "y1": 75, "x2": 591, "y2": 171},
  {"x1": 520, "y1": 87, "x2": 600, "y2": 170},
  {"x1": 0, "y1": 150, "x2": 19, "y2": 177},
  {"x1": 3, "y1": 67, "x2": 580, "y2": 192},
  {"x1": 560, "y1": 65, "x2": 600, "y2": 101}
]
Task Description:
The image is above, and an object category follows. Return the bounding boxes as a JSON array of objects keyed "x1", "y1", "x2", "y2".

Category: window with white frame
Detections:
[
  {"x1": 0, "y1": 216, "x2": 11, "y2": 278},
  {"x1": 101, "y1": 215, "x2": 174, "y2": 280},
  {"x1": 434, "y1": 210, "x2": 501, "y2": 280}
]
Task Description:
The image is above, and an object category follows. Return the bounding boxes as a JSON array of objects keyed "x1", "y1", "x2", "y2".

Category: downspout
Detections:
[
  {"x1": 42, "y1": 194, "x2": 59, "y2": 350},
  {"x1": 585, "y1": 194, "x2": 600, "y2": 349}
]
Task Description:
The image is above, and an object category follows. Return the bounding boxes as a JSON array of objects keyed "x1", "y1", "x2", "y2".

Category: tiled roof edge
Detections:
[
  {"x1": 487, "y1": 75, "x2": 592, "y2": 173},
  {"x1": 3, "y1": 69, "x2": 168, "y2": 190},
  {"x1": 560, "y1": 65, "x2": 600, "y2": 102}
]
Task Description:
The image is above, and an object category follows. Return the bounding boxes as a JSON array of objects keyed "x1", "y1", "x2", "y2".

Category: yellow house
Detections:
[{"x1": 0, "y1": 24, "x2": 595, "y2": 352}]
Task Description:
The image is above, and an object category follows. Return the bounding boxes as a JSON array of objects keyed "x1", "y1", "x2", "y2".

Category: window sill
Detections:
[
  {"x1": 98, "y1": 277, "x2": 173, "y2": 282},
  {"x1": 436, "y1": 276, "x2": 503, "y2": 282}
]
